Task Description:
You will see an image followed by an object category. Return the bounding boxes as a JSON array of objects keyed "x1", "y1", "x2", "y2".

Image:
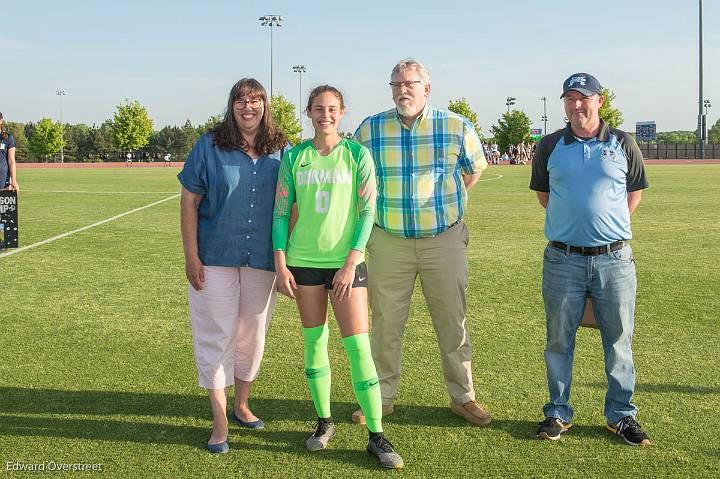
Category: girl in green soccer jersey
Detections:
[{"x1": 272, "y1": 86, "x2": 403, "y2": 469}]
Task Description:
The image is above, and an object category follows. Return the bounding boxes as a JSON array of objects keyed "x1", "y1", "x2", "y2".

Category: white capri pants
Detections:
[{"x1": 188, "y1": 266, "x2": 277, "y2": 390}]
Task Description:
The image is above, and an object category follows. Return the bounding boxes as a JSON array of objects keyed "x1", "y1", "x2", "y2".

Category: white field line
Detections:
[
  {"x1": 478, "y1": 174, "x2": 504, "y2": 181},
  {"x1": 24, "y1": 190, "x2": 180, "y2": 194},
  {"x1": 0, "y1": 193, "x2": 179, "y2": 260}
]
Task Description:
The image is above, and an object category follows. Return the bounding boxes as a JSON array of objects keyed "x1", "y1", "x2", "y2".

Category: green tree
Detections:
[
  {"x1": 146, "y1": 122, "x2": 197, "y2": 161},
  {"x1": 180, "y1": 119, "x2": 199, "y2": 155},
  {"x1": 29, "y1": 118, "x2": 64, "y2": 162},
  {"x1": 448, "y1": 97, "x2": 482, "y2": 138},
  {"x1": 111, "y1": 99, "x2": 154, "y2": 153},
  {"x1": 24, "y1": 122, "x2": 35, "y2": 138},
  {"x1": 270, "y1": 94, "x2": 301, "y2": 145},
  {"x1": 656, "y1": 131, "x2": 696, "y2": 144},
  {"x1": 64, "y1": 123, "x2": 94, "y2": 162},
  {"x1": 88, "y1": 121, "x2": 117, "y2": 159},
  {"x1": 5, "y1": 122, "x2": 30, "y2": 162},
  {"x1": 490, "y1": 110, "x2": 532, "y2": 152},
  {"x1": 598, "y1": 87, "x2": 623, "y2": 128},
  {"x1": 197, "y1": 114, "x2": 223, "y2": 136},
  {"x1": 708, "y1": 118, "x2": 720, "y2": 144},
  {"x1": 147, "y1": 126, "x2": 176, "y2": 156}
]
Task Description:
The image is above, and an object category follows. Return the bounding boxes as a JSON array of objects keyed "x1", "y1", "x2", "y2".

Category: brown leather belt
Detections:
[{"x1": 549, "y1": 240, "x2": 625, "y2": 256}]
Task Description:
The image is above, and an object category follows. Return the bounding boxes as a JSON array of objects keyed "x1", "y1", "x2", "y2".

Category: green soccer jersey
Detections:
[{"x1": 272, "y1": 138, "x2": 376, "y2": 268}]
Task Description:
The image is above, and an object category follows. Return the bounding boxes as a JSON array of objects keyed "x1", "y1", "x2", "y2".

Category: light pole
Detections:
[
  {"x1": 698, "y1": 0, "x2": 705, "y2": 158},
  {"x1": 540, "y1": 96, "x2": 548, "y2": 136},
  {"x1": 292, "y1": 65, "x2": 306, "y2": 140},
  {"x1": 259, "y1": 15, "x2": 283, "y2": 99},
  {"x1": 506, "y1": 96, "x2": 516, "y2": 113},
  {"x1": 56, "y1": 89, "x2": 66, "y2": 163}
]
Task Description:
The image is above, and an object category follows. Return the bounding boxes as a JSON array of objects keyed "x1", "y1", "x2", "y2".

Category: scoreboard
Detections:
[{"x1": 636, "y1": 121, "x2": 656, "y2": 142}]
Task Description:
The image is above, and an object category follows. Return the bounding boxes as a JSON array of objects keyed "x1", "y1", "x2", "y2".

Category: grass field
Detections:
[{"x1": 1, "y1": 165, "x2": 719, "y2": 478}]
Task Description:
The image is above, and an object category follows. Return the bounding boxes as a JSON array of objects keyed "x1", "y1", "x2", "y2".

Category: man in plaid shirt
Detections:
[{"x1": 352, "y1": 59, "x2": 490, "y2": 426}]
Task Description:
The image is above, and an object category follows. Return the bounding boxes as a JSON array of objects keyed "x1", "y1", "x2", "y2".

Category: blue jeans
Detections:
[{"x1": 541, "y1": 243, "x2": 638, "y2": 424}]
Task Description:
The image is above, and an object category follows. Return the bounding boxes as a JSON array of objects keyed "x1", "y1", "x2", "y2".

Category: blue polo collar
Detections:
[{"x1": 563, "y1": 120, "x2": 610, "y2": 144}]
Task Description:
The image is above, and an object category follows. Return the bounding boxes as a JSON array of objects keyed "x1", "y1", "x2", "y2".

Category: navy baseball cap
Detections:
[{"x1": 561, "y1": 73, "x2": 603, "y2": 98}]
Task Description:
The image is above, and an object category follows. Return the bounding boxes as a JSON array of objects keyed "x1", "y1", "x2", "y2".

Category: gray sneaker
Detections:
[
  {"x1": 367, "y1": 434, "x2": 404, "y2": 469},
  {"x1": 306, "y1": 418, "x2": 336, "y2": 451}
]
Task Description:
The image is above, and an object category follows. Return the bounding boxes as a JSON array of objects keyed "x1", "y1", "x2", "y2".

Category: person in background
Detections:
[
  {"x1": 490, "y1": 142, "x2": 499, "y2": 164},
  {"x1": 0, "y1": 112, "x2": 19, "y2": 192}
]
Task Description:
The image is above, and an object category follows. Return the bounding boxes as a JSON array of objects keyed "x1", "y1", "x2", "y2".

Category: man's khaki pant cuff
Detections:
[{"x1": 451, "y1": 394, "x2": 476, "y2": 405}]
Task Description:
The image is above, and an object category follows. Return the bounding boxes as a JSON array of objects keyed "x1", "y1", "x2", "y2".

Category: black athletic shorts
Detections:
[{"x1": 287, "y1": 262, "x2": 368, "y2": 289}]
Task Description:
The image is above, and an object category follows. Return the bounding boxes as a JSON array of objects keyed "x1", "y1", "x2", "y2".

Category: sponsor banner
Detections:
[{"x1": 0, "y1": 190, "x2": 19, "y2": 248}]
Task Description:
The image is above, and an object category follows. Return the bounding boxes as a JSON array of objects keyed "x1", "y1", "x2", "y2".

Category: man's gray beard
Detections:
[{"x1": 395, "y1": 103, "x2": 417, "y2": 117}]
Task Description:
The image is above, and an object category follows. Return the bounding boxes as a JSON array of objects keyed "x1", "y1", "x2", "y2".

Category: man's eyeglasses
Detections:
[
  {"x1": 389, "y1": 80, "x2": 423, "y2": 89},
  {"x1": 234, "y1": 98, "x2": 263, "y2": 108}
]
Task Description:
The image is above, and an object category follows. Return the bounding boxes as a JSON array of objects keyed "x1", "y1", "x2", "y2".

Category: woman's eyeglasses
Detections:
[{"x1": 234, "y1": 98, "x2": 263, "y2": 108}]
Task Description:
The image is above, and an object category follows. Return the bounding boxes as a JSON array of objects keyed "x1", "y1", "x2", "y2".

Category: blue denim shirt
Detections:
[{"x1": 178, "y1": 133, "x2": 285, "y2": 270}]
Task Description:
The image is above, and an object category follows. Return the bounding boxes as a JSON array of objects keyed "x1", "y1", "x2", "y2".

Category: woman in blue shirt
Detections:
[
  {"x1": 178, "y1": 78, "x2": 287, "y2": 454},
  {"x1": 0, "y1": 112, "x2": 19, "y2": 191}
]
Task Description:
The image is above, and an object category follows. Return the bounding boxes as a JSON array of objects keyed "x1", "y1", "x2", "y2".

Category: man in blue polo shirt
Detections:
[{"x1": 530, "y1": 73, "x2": 651, "y2": 446}]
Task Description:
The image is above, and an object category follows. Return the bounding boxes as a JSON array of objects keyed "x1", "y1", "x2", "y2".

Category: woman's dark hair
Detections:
[
  {"x1": 210, "y1": 78, "x2": 287, "y2": 154},
  {"x1": 306, "y1": 85, "x2": 345, "y2": 112}
]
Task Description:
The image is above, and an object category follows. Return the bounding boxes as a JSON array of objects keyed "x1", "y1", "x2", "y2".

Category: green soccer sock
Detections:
[
  {"x1": 342, "y1": 333, "x2": 383, "y2": 433},
  {"x1": 302, "y1": 324, "x2": 331, "y2": 419}
]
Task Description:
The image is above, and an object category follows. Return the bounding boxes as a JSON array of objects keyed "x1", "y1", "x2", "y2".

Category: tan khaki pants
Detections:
[{"x1": 367, "y1": 223, "x2": 475, "y2": 404}]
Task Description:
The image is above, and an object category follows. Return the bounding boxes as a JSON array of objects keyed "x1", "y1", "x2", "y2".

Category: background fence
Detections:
[{"x1": 638, "y1": 143, "x2": 720, "y2": 159}]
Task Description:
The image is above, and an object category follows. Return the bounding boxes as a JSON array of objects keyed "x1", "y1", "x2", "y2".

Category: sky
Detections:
[{"x1": 2, "y1": 0, "x2": 719, "y2": 136}]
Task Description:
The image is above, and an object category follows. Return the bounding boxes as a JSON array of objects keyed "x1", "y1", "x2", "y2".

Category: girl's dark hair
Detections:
[
  {"x1": 0, "y1": 112, "x2": 7, "y2": 141},
  {"x1": 209, "y1": 78, "x2": 287, "y2": 155},
  {"x1": 306, "y1": 85, "x2": 345, "y2": 112}
]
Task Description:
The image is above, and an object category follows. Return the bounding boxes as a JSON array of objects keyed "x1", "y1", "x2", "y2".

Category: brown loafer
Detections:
[
  {"x1": 351, "y1": 404, "x2": 394, "y2": 425},
  {"x1": 450, "y1": 400, "x2": 492, "y2": 426}
]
